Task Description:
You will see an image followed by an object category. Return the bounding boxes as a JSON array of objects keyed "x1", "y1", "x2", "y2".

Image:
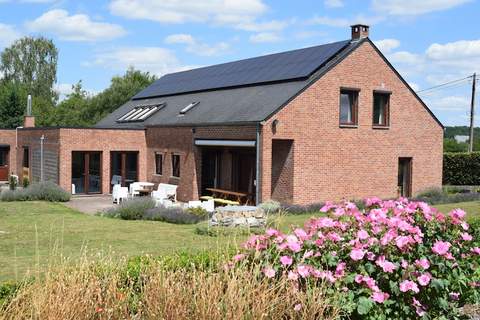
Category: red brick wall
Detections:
[
  {"x1": 0, "y1": 129, "x2": 17, "y2": 179},
  {"x1": 58, "y1": 128, "x2": 147, "y2": 194},
  {"x1": 146, "y1": 126, "x2": 257, "y2": 202},
  {"x1": 260, "y1": 41, "x2": 443, "y2": 204}
]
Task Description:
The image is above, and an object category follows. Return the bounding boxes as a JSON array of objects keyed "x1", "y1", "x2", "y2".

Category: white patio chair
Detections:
[
  {"x1": 188, "y1": 200, "x2": 202, "y2": 208},
  {"x1": 152, "y1": 183, "x2": 178, "y2": 202},
  {"x1": 201, "y1": 199, "x2": 215, "y2": 212},
  {"x1": 129, "y1": 182, "x2": 141, "y2": 198},
  {"x1": 112, "y1": 184, "x2": 128, "y2": 204}
]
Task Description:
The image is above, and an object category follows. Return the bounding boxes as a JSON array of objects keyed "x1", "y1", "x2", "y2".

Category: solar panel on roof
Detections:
[{"x1": 133, "y1": 40, "x2": 350, "y2": 100}]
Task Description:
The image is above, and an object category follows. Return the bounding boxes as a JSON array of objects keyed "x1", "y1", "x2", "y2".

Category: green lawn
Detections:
[{"x1": 0, "y1": 201, "x2": 478, "y2": 282}]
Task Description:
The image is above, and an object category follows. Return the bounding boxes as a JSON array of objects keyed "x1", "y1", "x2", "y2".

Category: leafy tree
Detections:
[
  {"x1": 81, "y1": 67, "x2": 156, "y2": 125},
  {"x1": 0, "y1": 82, "x2": 27, "y2": 128},
  {"x1": 49, "y1": 81, "x2": 90, "y2": 127},
  {"x1": 1, "y1": 37, "x2": 58, "y2": 100},
  {"x1": 443, "y1": 138, "x2": 468, "y2": 153}
]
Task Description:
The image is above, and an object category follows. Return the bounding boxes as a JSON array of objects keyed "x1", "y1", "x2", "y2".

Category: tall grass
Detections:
[{"x1": 1, "y1": 254, "x2": 341, "y2": 320}]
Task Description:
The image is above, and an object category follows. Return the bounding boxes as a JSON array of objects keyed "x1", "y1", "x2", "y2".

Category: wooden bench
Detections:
[{"x1": 205, "y1": 188, "x2": 252, "y2": 205}]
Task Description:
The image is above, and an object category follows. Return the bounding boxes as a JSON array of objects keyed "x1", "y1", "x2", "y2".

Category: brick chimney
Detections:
[
  {"x1": 351, "y1": 24, "x2": 369, "y2": 41},
  {"x1": 23, "y1": 94, "x2": 35, "y2": 128}
]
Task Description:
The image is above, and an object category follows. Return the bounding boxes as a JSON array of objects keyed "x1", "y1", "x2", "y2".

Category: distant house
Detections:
[
  {"x1": 0, "y1": 25, "x2": 443, "y2": 204},
  {"x1": 454, "y1": 135, "x2": 469, "y2": 143}
]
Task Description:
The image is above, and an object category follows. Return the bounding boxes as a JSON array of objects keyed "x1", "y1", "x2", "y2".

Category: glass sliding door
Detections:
[
  {"x1": 110, "y1": 151, "x2": 138, "y2": 191},
  {"x1": 71, "y1": 151, "x2": 102, "y2": 194}
]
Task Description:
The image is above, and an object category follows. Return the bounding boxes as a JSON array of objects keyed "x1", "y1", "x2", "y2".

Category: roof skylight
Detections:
[
  {"x1": 117, "y1": 104, "x2": 163, "y2": 122},
  {"x1": 179, "y1": 102, "x2": 199, "y2": 115}
]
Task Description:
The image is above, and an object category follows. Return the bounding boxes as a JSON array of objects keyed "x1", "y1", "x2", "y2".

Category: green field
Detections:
[{"x1": 0, "y1": 201, "x2": 478, "y2": 282}]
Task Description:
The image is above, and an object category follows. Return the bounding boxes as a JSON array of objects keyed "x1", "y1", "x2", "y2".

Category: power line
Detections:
[
  {"x1": 416, "y1": 75, "x2": 473, "y2": 94},
  {"x1": 418, "y1": 81, "x2": 472, "y2": 97}
]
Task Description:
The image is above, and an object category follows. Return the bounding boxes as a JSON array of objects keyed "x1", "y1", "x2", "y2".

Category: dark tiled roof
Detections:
[{"x1": 96, "y1": 39, "x2": 360, "y2": 128}]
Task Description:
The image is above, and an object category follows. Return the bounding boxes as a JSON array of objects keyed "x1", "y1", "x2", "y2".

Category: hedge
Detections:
[{"x1": 443, "y1": 152, "x2": 480, "y2": 185}]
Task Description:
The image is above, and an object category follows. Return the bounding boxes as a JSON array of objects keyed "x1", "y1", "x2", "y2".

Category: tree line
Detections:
[
  {"x1": 0, "y1": 37, "x2": 156, "y2": 129},
  {"x1": 443, "y1": 126, "x2": 480, "y2": 152}
]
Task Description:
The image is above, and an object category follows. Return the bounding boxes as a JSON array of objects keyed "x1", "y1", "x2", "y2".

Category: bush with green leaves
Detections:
[
  {"x1": 185, "y1": 206, "x2": 209, "y2": 218},
  {"x1": 143, "y1": 206, "x2": 205, "y2": 224},
  {"x1": 103, "y1": 197, "x2": 156, "y2": 220},
  {"x1": 0, "y1": 181, "x2": 70, "y2": 202},
  {"x1": 443, "y1": 152, "x2": 480, "y2": 185},
  {"x1": 8, "y1": 175, "x2": 17, "y2": 191},
  {"x1": 414, "y1": 187, "x2": 480, "y2": 205},
  {"x1": 233, "y1": 198, "x2": 480, "y2": 319}
]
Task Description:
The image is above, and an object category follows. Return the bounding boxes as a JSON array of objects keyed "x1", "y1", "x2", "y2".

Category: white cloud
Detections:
[
  {"x1": 324, "y1": 0, "x2": 344, "y2": 8},
  {"x1": 26, "y1": 9, "x2": 126, "y2": 42},
  {"x1": 388, "y1": 51, "x2": 423, "y2": 65},
  {"x1": 425, "y1": 95, "x2": 471, "y2": 111},
  {"x1": 109, "y1": 0, "x2": 267, "y2": 25},
  {"x1": 426, "y1": 39, "x2": 480, "y2": 70},
  {"x1": 308, "y1": 16, "x2": 350, "y2": 27},
  {"x1": 308, "y1": 14, "x2": 384, "y2": 28},
  {"x1": 87, "y1": 47, "x2": 194, "y2": 76},
  {"x1": 374, "y1": 39, "x2": 400, "y2": 53},
  {"x1": 249, "y1": 32, "x2": 282, "y2": 43},
  {"x1": 234, "y1": 19, "x2": 290, "y2": 32},
  {"x1": 0, "y1": 23, "x2": 21, "y2": 48},
  {"x1": 372, "y1": 0, "x2": 471, "y2": 16},
  {"x1": 165, "y1": 33, "x2": 230, "y2": 56},
  {"x1": 55, "y1": 83, "x2": 97, "y2": 100}
]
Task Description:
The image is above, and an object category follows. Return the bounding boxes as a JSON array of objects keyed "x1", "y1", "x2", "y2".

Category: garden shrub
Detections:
[
  {"x1": 185, "y1": 206, "x2": 209, "y2": 218},
  {"x1": 260, "y1": 200, "x2": 282, "y2": 214},
  {"x1": 0, "y1": 181, "x2": 70, "y2": 202},
  {"x1": 233, "y1": 198, "x2": 480, "y2": 319},
  {"x1": 22, "y1": 176, "x2": 29, "y2": 189},
  {"x1": 414, "y1": 187, "x2": 480, "y2": 205},
  {"x1": 8, "y1": 175, "x2": 17, "y2": 191},
  {"x1": 104, "y1": 197, "x2": 156, "y2": 220},
  {"x1": 143, "y1": 206, "x2": 205, "y2": 224},
  {"x1": 194, "y1": 225, "x2": 265, "y2": 237},
  {"x1": 443, "y1": 152, "x2": 480, "y2": 185}
]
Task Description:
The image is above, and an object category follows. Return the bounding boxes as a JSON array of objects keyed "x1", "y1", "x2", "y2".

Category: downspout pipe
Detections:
[{"x1": 255, "y1": 123, "x2": 261, "y2": 205}]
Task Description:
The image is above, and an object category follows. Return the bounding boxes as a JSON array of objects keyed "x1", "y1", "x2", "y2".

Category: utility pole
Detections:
[
  {"x1": 40, "y1": 135, "x2": 45, "y2": 182},
  {"x1": 469, "y1": 73, "x2": 476, "y2": 152}
]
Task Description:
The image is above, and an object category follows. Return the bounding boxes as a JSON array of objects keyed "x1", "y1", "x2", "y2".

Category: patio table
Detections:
[
  {"x1": 137, "y1": 182, "x2": 154, "y2": 196},
  {"x1": 206, "y1": 188, "x2": 252, "y2": 205}
]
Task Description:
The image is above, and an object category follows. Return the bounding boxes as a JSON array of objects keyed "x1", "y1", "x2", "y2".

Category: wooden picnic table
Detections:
[
  {"x1": 206, "y1": 188, "x2": 252, "y2": 205},
  {"x1": 137, "y1": 182, "x2": 154, "y2": 196}
]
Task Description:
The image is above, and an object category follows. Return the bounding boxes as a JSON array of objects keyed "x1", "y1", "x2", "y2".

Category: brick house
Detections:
[{"x1": 0, "y1": 25, "x2": 443, "y2": 204}]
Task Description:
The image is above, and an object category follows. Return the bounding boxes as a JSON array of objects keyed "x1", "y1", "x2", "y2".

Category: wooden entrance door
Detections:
[
  {"x1": 0, "y1": 147, "x2": 9, "y2": 181},
  {"x1": 398, "y1": 158, "x2": 412, "y2": 198},
  {"x1": 201, "y1": 149, "x2": 221, "y2": 195},
  {"x1": 232, "y1": 151, "x2": 256, "y2": 196}
]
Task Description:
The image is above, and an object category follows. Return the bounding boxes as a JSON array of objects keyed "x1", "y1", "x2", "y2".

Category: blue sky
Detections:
[{"x1": 0, "y1": 0, "x2": 479, "y2": 126}]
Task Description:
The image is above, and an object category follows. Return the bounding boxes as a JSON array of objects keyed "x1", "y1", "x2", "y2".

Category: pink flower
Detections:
[
  {"x1": 417, "y1": 273, "x2": 431, "y2": 286},
  {"x1": 335, "y1": 262, "x2": 346, "y2": 277},
  {"x1": 233, "y1": 254, "x2": 245, "y2": 262},
  {"x1": 450, "y1": 208, "x2": 466, "y2": 220},
  {"x1": 395, "y1": 235, "x2": 412, "y2": 249},
  {"x1": 472, "y1": 247, "x2": 480, "y2": 255},
  {"x1": 355, "y1": 275, "x2": 364, "y2": 284},
  {"x1": 266, "y1": 228, "x2": 279, "y2": 237},
  {"x1": 297, "y1": 265, "x2": 311, "y2": 278},
  {"x1": 294, "y1": 303, "x2": 302, "y2": 311},
  {"x1": 357, "y1": 229, "x2": 369, "y2": 240},
  {"x1": 366, "y1": 252, "x2": 376, "y2": 261},
  {"x1": 288, "y1": 271, "x2": 298, "y2": 281},
  {"x1": 432, "y1": 240, "x2": 451, "y2": 256},
  {"x1": 449, "y1": 292, "x2": 460, "y2": 301},
  {"x1": 415, "y1": 258, "x2": 430, "y2": 270},
  {"x1": 350, "y1": 248, "x2": 365, "y2": 261},
  {"x1": 294, "y1": 228, "x2": 309, "y2": 241},
  {"x1": 280, "y1": 255, "x2": 293, "y2": 267},
  {"x1": 461, "y1": 232, "x2": 473, "y2": 241},
  {"x1": 285, "y1": 235, "x2": 302, "y2": 252},
  {"x1": 401, "y1": 260, "x2": 409, "y2": 269},
  {"x1": 399, "y1": 280, "x2": 420, "y2": 293},
  {"x1": 375, "y1": 256, "x2": 397, "y2": 273},
  {"x1": 372, "y1": 291, "x2": 389, "y2": 303},
  {"x1": 303, "y1": 250, "x2": 314, "y2": 258},
  {"x1": 263, "y1": 267, "x2": 275, "y2": 278}
]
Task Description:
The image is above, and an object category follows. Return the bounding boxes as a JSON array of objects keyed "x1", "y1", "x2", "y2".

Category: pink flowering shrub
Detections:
[{"x1": 234, "y1": 198, "x2": 480, "y2": 319}]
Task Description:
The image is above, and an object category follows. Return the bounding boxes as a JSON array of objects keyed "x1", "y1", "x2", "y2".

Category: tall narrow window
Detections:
[
  {"x1": 339, "y1": 89, "x2": 359, "y2": 126},
  {"x1": 155, "y1": 152, "x2": 163, "y2": 175},
  {"x1": 172, "y1": 154, "x2": 180, "y2": 178},
  {"x1": 373, "y1": 92, "x2": 390, "y2": 127}
]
